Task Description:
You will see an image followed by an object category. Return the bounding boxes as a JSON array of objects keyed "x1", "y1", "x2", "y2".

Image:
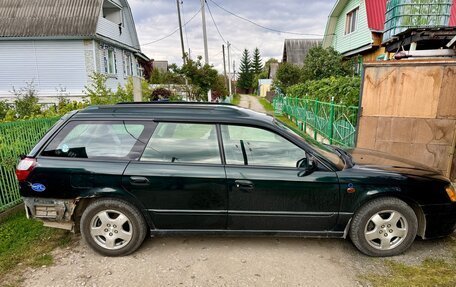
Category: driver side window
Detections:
[{"x1": 221, "y1": 125, "x2": 306, "y2": 168}]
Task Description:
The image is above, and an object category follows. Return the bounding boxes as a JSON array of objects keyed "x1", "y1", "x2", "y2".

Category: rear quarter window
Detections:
[{"x1": 41, "y1": 121, "x2": 147, "y2": 160}]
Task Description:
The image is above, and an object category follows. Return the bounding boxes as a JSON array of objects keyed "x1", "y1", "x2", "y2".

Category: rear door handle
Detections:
[
  {"x1": 130, "y1": 176, "x2": 150, "y2": 185},
  {"x1": 234, "y1": 179, "x2": 254, "y2": 191}
]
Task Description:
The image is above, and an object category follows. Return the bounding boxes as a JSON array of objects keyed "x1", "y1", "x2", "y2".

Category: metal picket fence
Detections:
[
  {"x1": 273, "y1": 93, "x2": 359, "y2": 147},
  {"x1": 0, "y1": 117, "x2": 59, "y2": 212}
]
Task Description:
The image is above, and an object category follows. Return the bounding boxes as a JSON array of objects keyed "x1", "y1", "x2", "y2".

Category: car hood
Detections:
[{"x1": 344, "y1": 148, "x2": 442, "y2": 178}]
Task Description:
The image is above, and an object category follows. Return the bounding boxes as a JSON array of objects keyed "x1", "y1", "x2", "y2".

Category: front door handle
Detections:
[
  {"x1": 130, "y1": 176, "x2": 150, "y2": 185},
  {"x1": 234, "y1": 179, "x2": 254, "y2": 191}
]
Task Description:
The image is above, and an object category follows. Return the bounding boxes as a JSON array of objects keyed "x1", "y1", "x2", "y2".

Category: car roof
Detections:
[{"x1": 73, "y1": 102, "x2": 274, "y2": 125}]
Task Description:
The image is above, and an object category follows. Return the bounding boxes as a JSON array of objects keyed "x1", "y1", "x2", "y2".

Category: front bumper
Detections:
[
  {"x1": 23, "y1": 197, "x2": 76, "y2": 231},
  {"x1": 422, "y1": 203, "x2": 456, "y2": 239}
]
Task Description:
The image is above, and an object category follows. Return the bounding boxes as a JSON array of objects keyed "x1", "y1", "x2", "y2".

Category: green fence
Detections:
[
  {"x1": 0, "y1": 117, "x2": 59, "y2": 212},
  {"x1": 273, "y1": 94, "x2": 359, "y2": 147}
]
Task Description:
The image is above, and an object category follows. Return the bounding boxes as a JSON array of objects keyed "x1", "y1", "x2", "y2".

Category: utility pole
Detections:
[
  {"x1": 201, "y1": 0, "x2": 209, "y2": 65},
  {"x1": 227, "y1": 41, "x2": 232, "y2": 98},
  {"x1": 200, "y1": 0, "x2": 211, "y2": 101},
  {"x1": 176, "y1": 0, "x2": 186, "y2": 64},
  {"x1": 222, "y1": 44, "x2": 228, "y2": 93},
  {"x1": 233, "y1": 60, "x2": 236, "y2": 95}
]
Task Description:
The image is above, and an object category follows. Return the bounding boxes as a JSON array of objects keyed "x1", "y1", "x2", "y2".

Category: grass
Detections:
[
  {"x1": 363, "y1": 254, "x2": 456, "y2": 287},
  {"x1": 232, "y1": 94, "x2": 241, "y2": 106},
  {"x1": 257, "y1": 96, "x2": 274, "y2": 113},
  {"x1": 0, "y1": 209, "x2": 72, "y2": 286}
]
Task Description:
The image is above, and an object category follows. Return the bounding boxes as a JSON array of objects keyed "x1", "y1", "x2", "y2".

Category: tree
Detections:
[
  {"x1": 273, "y1": 62, "x2": 302, "y2": 92},
  {"x1": 251, "y1": 47, "x2": 263, "y2": 75},
  {"x1": 301, "y1": 46, "x2": 352, "y2": 82},
  {"x1": 177, "y1": 56, "x2": 226, "y2": 101},
  {"x1": 237, "y1": 49, "x2": 253, "y2": 93}
]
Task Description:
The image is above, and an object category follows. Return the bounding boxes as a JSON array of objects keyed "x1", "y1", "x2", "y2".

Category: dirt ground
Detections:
[
  {"x1": 21, "y1": 234, "x2": 453, "y2": 287},
  {"x1": 19, "y1": 96, "x2": 455, "y2": 286}
]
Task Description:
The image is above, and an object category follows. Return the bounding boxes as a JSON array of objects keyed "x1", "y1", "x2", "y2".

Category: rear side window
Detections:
[
  {"x1": 41, "y1": 121, "x2": 146, "y2": 159},
  {"x1": 141, "y1": 122, "x2": 221, "y2": 164}
]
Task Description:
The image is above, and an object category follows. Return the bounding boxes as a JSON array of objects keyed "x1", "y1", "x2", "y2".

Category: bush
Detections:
[
  {"x1": 286, "y1": 76, "x2": 361, "y2": 106},
  {"x1": 149, "y1": 88, "x2": 172, "y2": 101},
  {"x1": 273, "y1": 62, "x2": 302, "y2": 91}
]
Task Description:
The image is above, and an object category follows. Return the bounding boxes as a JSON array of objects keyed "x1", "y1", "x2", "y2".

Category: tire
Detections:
[
  {"x1": 80, "y1": 198, "x2": 148, "y2": 256},
  {"x1": 349, "y1": 197, "x2": 417, "y2": 257}
]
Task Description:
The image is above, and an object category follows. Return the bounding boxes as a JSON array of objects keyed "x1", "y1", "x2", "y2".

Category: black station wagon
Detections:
[{"x1": 17, "y1": 102, "x2": 456, "y2": 257}]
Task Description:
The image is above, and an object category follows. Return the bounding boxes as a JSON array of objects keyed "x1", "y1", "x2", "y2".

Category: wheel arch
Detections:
[{"x1": 72, "y1": 188, "x2": 155, "y2": 233}]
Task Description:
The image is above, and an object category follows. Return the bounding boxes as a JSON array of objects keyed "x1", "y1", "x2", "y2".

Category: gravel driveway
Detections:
[{"x1": 20, "y1": 95, "x2": 454, "y2": 286}]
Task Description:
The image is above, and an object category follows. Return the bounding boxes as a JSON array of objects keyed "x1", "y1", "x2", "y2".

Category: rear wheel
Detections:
[
  {"x1": 80, "y1": 198, "x2": 147, "y2": 256},
  {"x1": 349, "y1": 197, "x2": 417, "y2": 257}
]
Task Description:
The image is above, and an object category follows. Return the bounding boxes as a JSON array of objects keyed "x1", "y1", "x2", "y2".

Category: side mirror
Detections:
[{"x1": 297, "y1": 157, "x2": 317, "y2": 176}]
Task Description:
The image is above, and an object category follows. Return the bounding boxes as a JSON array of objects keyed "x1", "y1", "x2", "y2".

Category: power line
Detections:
[
  {"x1": 206, "y1": 0, "x2": 226, "y2": 44},
  {"x1": 141, "y1": 6, "x2": 201, "y2": 46},
  {"x1": 208, "y1": 0, "x2": 323, "y2": 37}
]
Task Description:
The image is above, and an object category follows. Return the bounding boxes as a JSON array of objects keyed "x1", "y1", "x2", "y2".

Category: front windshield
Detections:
[{"x1": 273, "y1": 118, "x2": 345, "y2": 169}]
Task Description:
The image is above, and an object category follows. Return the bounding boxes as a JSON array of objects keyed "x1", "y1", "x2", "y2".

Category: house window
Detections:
[
  {"x1": 124, "y1": 52, "x2": 134, "y2": 77},
  {"x1": 102, "y1": 0, "x2": 122, "y2": 25},
  {"x1": 345, "y1": 7, "x2": 359, "y2": 35},
  {"x1": 103, "y1": 47, "x2": 117, "y2": 75}
]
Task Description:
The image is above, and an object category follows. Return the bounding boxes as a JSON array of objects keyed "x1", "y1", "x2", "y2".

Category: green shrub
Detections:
[{"x1": 286, "y1": 76, "x2": 361, "y2": 107}]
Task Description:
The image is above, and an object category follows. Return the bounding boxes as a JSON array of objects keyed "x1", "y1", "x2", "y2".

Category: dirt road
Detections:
[
  {"x1": 239, "y1": 94, "x2": 267, "y2": 113},
  {"x1": 21, "y1": 95, "x2": 453, "y2": 287}
]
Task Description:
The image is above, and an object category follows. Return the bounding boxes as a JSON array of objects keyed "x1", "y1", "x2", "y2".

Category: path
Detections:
[{"x1": 239, "y1": 94, "x2": 267, "y2": 113}]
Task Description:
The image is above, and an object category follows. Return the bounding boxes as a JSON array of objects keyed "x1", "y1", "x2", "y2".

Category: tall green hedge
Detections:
[{"x1": 286, "y1": 76, "x2": 361, "y2": 107}]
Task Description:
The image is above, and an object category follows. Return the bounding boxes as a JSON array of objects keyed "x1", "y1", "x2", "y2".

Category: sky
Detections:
[{"x1": 129, "y1": 0, "x2": 335, "y2": 72}]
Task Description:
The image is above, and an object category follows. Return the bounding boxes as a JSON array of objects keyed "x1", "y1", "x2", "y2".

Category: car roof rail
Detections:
[{"x1": 116, "y1": 101, "x2": 234, "y2": 106}]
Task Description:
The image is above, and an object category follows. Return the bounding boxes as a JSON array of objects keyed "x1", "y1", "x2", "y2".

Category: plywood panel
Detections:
[
  {"x1": 356, "y1": 116, "x2": 378, "y2": 148},
  {"x1": 437, "y1": 66, "x2": 456, "y2": 119},
  {"x1": 362, "y1": 66, "x2": 443, "y2": 118}
]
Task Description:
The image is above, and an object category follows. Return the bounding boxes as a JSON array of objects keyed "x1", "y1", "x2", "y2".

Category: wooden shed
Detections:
[{"x1": 356, "y1": 59, "x2": 456, "y2": 181}]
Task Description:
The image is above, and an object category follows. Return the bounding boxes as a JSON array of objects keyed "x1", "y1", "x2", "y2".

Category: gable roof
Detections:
[
  {"x1": 282, "y1": 39, "x2": 322, "y2": 66},
  {"x1": 323, "y1": 0, "x2": 387, "y2": 47},
  {"x1": 0, "y1": 0, "x2": 102, "y2": 38}
]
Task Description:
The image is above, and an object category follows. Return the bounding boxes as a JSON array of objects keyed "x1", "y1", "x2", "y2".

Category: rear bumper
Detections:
[
  {"x1": 23, "y1": 197, "x2": 76, "y2": 231},
  {"x1": 422, "y1": 203, "x2": 456, "y2": 239}
]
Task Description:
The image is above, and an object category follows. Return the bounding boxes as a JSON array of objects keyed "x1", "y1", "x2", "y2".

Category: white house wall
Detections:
[{"x1": 0, "y1": 40, "x2": 89, "y2": 102}]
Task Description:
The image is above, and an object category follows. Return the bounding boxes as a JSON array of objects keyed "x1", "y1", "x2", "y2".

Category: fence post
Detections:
[
  {"x1": 329, "y1": 97, "x2": 335, "y2": 145},
  {"x1": 303, "y1": 99, "x2": 307, "y2": 133},
  {"x1": 314, "y1": 101, "x2": 319, "y2": 140}
]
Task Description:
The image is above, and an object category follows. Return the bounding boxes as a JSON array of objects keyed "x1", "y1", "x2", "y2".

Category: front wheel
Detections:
[
  {"x1": 80, "y1": 198, "x2": 148, "y2": 256},
  {"x1": 349, "y1": 197, "x2": 418, "y2": 257}
]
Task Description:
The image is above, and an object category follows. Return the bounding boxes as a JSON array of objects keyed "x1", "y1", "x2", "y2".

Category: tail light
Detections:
[{"x1": 16, "y1": 158, "x2": 37, "y2": 182}]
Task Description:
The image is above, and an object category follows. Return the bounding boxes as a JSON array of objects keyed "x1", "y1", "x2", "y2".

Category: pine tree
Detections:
[
  {"x1": 251, "y1": 47, "x2": 263, "y2": 75},
  {"x1": 237, "y1": 49, "x2": 253, "y2": 93}
]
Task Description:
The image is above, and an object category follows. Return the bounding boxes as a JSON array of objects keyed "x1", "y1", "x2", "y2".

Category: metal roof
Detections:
[
  {"x1": 365, "y1": 0, "x2": 387, "y2": 32},
  {"x1": 282, "y1": 39, "x2": 322, "y2": 66},
  {"x1": 451, "y1": 1, "x2": 456, "y2": 26},
  {"x1": 0, "y1": 0, "x2": 102, "y2": 37}
]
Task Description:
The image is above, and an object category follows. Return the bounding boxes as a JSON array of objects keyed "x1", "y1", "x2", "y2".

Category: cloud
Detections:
[{"x1": 130, "y1": 0, "x2": 334, "y2": 72}]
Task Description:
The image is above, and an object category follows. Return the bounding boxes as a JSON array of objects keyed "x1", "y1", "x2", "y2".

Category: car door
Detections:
[
  {"x1": 220, "y1": 124, "x2": 340, "y2": 232},
  {"x1": 122, "y1": 122, "x2": 227, "y2": 230}
]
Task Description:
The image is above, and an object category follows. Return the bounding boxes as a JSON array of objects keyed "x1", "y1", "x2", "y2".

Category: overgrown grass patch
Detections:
[
  {"x1": 232, "y1": 94, "x2": 240, "y2": 106},
  {"x1": 257, "y1": 97, "x2": 273, "y2": 113},
  {"x1": 363, "y1": 255, "x2": 456, "y2": 287},
  {"x1": 0, "y1": 209, "x2": 72, "y2": 286}
]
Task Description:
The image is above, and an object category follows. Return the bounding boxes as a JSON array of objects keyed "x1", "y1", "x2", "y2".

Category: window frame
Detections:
[
  {"x1": 345, "y1": 7, "x2": 359, "y2": 35},
  {"x1": 39, "y1": 120, "x2": 155, "y2": 162},
  {"x1": 218, "y1": 124, "x2": 311, "y2": 170}
]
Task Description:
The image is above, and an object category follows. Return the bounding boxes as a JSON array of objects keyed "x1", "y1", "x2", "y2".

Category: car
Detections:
[{"x1": 17, "y1": 102, "x2": 456, "y2": 257}]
